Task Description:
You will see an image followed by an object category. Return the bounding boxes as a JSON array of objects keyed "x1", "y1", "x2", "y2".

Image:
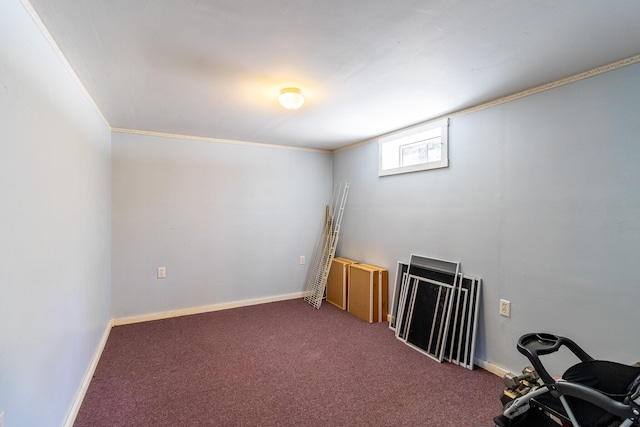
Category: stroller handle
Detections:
[{"x1": 517, "y1": 333, "x2": 594, "y2": 385}]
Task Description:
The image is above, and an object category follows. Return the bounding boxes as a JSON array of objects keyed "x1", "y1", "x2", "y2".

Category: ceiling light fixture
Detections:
[{"x1": 279, "y1": 87, "x2": 304, "y2": 110}]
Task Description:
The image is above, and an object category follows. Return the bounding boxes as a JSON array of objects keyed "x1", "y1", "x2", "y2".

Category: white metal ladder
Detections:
[{"x1": 304, "y1": 182, "x2": 350, "y2": 309}]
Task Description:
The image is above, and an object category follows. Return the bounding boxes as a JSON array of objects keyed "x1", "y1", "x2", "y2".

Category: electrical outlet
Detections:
[
  {"x1": 299, "y1": 256, "x2": 305, "y2": 265},
  {"x1": 157, "y1": 267, "x2": 166, "y2": 279},
  {"x1": 500, "y1": 299, "x2": 511, "y2": 317}
]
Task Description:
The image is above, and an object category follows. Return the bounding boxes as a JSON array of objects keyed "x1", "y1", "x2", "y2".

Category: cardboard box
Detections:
[
  {"x1": 348, "y1": 263, "x2": 388, "y2": 323},
  {"x1": 326, "y1": 257, "x2": 357, "y2": 310}
]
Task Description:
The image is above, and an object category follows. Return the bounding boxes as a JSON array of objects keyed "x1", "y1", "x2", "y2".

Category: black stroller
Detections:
[{"x1": 494, "y1": 333, "x2": 640, "y2": 427}]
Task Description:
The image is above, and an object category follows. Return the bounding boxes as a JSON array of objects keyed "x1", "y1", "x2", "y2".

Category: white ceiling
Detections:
[{"x1": 28, "y1": 0, "x2": 640, "y2": 151}]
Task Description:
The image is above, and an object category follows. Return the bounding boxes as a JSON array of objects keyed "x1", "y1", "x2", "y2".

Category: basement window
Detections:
[{"x1": 378, "y1": 119, "x2": 449, "y2": 176}]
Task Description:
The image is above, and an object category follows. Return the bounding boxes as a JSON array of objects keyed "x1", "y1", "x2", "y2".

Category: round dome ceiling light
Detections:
[{"x1": 279, "y1": 87, "x2": 305, "y2": 110}]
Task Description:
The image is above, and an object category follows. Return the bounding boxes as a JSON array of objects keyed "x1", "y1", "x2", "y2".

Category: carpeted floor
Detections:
[{"x1": 74, "y1": 299, "x2": 504, "y2": 426}]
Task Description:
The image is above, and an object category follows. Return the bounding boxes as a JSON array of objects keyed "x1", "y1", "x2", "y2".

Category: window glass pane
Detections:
[
  {"x1": 378, "y1": 119, "x2": 448, "y2": 176},
  {"x1": 426, "y1": 141, "x2": 441, "y2": 163},
  {"x1": 400, "y1": 141, "x2": 427, "y2": 167},
  {"x1": 381, "y1": 140, "x2": 400, "y2": 170}
]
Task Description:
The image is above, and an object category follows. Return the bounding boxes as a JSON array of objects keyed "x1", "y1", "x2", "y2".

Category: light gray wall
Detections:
[
  {"x1": 333, "y1": 62, "x2": 640, "y2": 374},
  {"x1": 0, "y1": 1, "x2": 112, "y2": 426},
  {"x1": 111, "y1": 133, "x2": 332, "y2": 318}
]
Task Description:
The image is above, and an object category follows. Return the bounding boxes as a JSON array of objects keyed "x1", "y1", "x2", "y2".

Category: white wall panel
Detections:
[
  {"x1": 333, "y1": 62, "x2": 640, "y2": 374},
  {"x1": 111, "y1": 133, "x2": 332, "y2": 318},
  {"x1": 0, "y1": 1, "x2": 112, "y2": 425}
]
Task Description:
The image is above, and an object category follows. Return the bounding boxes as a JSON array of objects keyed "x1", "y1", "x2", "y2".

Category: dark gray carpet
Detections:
[{"x1": 74, "y1": 299, "x2": 504, "y2": 426}]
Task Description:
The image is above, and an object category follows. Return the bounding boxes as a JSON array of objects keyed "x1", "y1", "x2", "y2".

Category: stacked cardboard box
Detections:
[
  {"x1": 326, "y1": 257, "x2": 357, "y2": 310},
  {"x1": 347, "y1": 263, "x2": 388, "y2": 323},
  {"x1": 326, "y1": 258, "x2": 388, "y2": 323}
]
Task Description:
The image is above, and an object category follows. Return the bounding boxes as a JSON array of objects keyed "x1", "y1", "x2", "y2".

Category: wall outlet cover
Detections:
[{"x1": 499, "y1": 299, "x2": 511, "y2": 317}]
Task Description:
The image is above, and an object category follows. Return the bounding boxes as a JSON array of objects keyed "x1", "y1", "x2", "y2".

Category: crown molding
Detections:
[
  {"x1": 21, "y1": 0, "x2": 109, "y2": 128},
  {"x1": 111, "y1": 127, "x2": 332, "y2": 154},
  {"x1": 335, "y1": 54, "x2": 640, "y2": 153}
]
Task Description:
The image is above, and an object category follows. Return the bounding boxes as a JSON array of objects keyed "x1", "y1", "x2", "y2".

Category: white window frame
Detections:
[{"x1": 378, "y1": 118, "x2": 449, "y2": 177}]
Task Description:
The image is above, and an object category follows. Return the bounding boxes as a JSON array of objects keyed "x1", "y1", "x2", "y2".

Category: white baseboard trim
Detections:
[
  {"x1": 474, "y1": 358, "x2": 508, "y2": 378},
  {"x1": 113, "y1": 292, "x2": 306, "y2": 326},
  {"x1": 64, "y1": 319, "x2": 114, "y2": 427}
]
